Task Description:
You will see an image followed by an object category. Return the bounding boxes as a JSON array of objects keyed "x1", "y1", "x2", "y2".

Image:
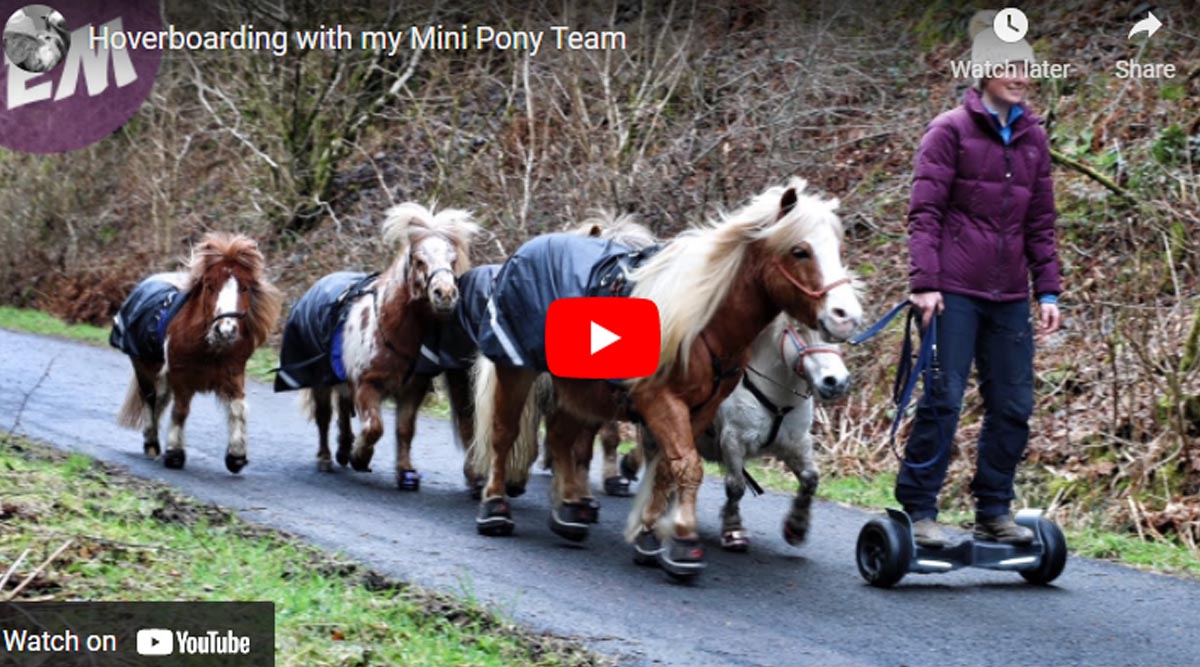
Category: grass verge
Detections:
[{"x1": 0, "y1": 436, "x2": 608, "y2": 667}]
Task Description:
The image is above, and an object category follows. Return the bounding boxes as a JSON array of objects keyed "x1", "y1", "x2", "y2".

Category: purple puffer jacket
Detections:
[{"x1": 908, "y1": 88, "x2": 1061, "y2": 301}]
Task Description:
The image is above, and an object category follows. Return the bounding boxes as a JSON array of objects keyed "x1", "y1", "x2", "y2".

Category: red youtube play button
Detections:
[{"x1": 546, "y1": 298, "x2": 661, "y2": 379}]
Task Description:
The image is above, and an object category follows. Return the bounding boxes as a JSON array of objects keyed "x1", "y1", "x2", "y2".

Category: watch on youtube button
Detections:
[{"x1": 546, "y1": 298, "x2": 660, "y2": 379}]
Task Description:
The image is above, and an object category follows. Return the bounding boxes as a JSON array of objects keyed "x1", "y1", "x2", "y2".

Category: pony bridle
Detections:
[
  {"x1": 773, "y1": 258, "x2": 850, "y2": 300},
  {"x1": 782, "y1": 325, "x2": 842, "y2": 379},
  {"x1": 211, "y1": 311, "x2": 247, "y2": 325}
]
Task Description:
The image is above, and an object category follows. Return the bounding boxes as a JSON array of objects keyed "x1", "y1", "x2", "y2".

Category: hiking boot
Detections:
[
  {"x1": 974, "y1": 513, "x2": 1034, "y2": 545},
  {"x1": 912, "y1": 518, "x2": 951, "y2": 548}
]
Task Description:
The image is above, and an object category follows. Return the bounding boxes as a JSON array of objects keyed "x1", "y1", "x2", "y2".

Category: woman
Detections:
[{"x1": 899, "y1": 30, "x2": 1062, "y2": 548}]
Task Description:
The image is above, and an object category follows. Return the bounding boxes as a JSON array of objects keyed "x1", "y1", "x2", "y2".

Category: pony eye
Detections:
[{"x1": 791, "y1": 246, "x2": 812, "y2": 260}]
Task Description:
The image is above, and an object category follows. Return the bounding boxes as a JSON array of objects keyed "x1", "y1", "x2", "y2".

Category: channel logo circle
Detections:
[{"x1": 0, "y1": 0, "x2": 162, "y2": 153}]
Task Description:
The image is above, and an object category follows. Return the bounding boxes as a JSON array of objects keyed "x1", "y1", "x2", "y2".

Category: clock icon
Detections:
[{"x1": 993, "y1": 8, "x2": 1029, "y2": 43}]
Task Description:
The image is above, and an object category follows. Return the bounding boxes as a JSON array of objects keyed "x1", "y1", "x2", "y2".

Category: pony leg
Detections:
[
  {"x1": 335, "y1": 386, "x2": 354, "y2": 467},
  {"x1": 599, "y1": 421, "x2": 634, "y2": 497},
  {"x1": 719, "y1": 441, "x2": 750, "y2": 552},
  {"x1": 349, "y1": 383, "x2": 384, "y2": 472},
  {"x1": 139, "y1": 372, "x2": 170, "y2": 458},
  {"x1": 778, "y1": 433, "x2": 819, "y2": 546},
  {"x1": 310, "y1": 386, "x2": 335, "y2": 472},
  {"x1": 224, "y1": 383, "x2": 250, "y2": 473},
  {"x1": 571, "y1": 423, "x2": 603, "y2": 522},
  {"x1": 474, "y1": 363, "x2": 535, "y2": 536},
  {"x1": 164, "y1": 386, "x2": 193, "y2": 470},
  {"x1": 632, "y1": 392, "x2": 706, "y2": 579},
  {"x1": 545, "y1": 409, "x2": 595, "y2": 542},
  {"x1": 394, "y1": 374, "x2": 431, "y2": 490},
  {"x1": 621, "y1": 433, "x2": 644, "y2": 482}
]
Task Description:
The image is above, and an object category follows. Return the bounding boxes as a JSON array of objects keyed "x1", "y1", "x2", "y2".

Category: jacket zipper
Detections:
[{"x1": 996, "y1": 140, "x2": 1013, "y2": 298}]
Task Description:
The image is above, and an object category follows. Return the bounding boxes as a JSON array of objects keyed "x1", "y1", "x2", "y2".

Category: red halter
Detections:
[{"x1": 773, "y1": 258, "x2": 851, "y2": 299}]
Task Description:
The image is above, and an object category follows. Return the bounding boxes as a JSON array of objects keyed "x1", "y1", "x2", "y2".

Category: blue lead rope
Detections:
[{"x1": 850, "y1": 300, "x2": 947, "y2": 470}]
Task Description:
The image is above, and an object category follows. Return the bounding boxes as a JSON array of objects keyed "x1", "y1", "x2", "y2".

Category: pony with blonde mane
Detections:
[
  {"x1": 113, "y1": 233, "x2": 282, "y2": 472},
  {"x1": 472, "y1": 178, "x2": 862, "y2": 579},
  {"x1": 278, "y1": 203, "x2": 480, "y2": 476}
]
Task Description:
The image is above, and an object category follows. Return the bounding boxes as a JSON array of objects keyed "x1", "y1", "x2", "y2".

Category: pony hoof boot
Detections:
[
  {"x1": 317, "y1": 459, "x2": 334, "y2": 473},
  {"x1": 721, "y1": 529, "x2": 751, "y2": 552},
  {"x1": 163, "y1": 450, "x2": 186, "y2": 470},
  {"x1": 548, "y1": 503, "x2": 591, "y2": 542},
  {"x1": 335, "y1": 449, "x2": 350, "y2": 468},
  {"x1": 144, "y1": 443, "x2": 161, "y2": 458},
  {"x1": 397, "y1": 470, "x2": 421, "y2": 491},
  {"x1": 603, "y1": 476, "x2": 633, "y2": 497},
  {"x1": 581, "y1": 497, "x2": 601, "y2": 523},
  {"x1": 476, "y1": 497, "x2": 514, "y2": 537},
  {"x1": 632, "y1": 529, "x2": 663, "y2": 567},
  {"x1": 783, "y1": 520, "x2": 809, "y2": 546},
  {"x1": 619, "y1": 454, "x2": 639, "y2": 482},
  {"x1": 505, "y1": 482, "x2": 526, "y2": 498},
  {"x1": 659, "y1": 537, "x2": 706, "y2": 582},
  {"x1": 225, "y1": 454, "x2": 248, "y2": 474}
]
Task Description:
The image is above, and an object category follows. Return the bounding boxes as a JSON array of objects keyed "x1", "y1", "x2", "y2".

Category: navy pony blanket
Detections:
[
  {"x1": 274, "y1": 272, "x2": 377, "y2": 392},
  {"x1": 109, "y1": 277, "x2": 191, "y2": 365},
  {"x1": 413, "y1": 264, "x2": 500, "y2": 375},
  {"x1": 476, "y1": 233, "x2": 658, "y2": 370}
]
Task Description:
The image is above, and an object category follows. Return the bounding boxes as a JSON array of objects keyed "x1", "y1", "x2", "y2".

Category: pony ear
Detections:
[{"x1": 778, "y1": 187, "x2": 798, "y2": 220}]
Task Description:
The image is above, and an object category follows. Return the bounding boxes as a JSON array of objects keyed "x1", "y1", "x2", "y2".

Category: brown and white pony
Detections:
[
  {"x1": 117, "y1": 233, "x2": 282, "y2": 472},
  {"x1": 465, "y1": 213, "x2": 659, "y2": 503},
  {"x1": 300, "y1": 203, "x2": 479, "y2": 475},
  {"x1": 473, "y1": 178, "x2": 862, "y2": 579}
]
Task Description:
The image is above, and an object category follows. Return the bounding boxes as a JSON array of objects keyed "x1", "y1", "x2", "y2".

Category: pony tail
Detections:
[
  {"x1": 297, "y1": 389, "x2": 317, "y2": 422},
  {"x1": 382, "y1": 202, "x2": 435, "y2": 248},
  {"x1": 468, "y1": 355, "x2": 499, "y2": 479},
  {"x1": 625, "y1": 451, "x2": 659, "y2": 542},
  {"x1": 507, "y1": 373, "x2": 550, "y2": 487},
  {"x1": 117, "y1": 375, "x2": 146, "y2": 429}
]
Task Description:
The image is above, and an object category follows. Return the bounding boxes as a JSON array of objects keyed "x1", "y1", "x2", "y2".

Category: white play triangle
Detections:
[{"x1": 590, "y1": 321, "x2": 620, "y2": 355}]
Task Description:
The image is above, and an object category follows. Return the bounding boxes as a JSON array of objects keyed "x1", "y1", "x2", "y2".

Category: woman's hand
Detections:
[
  {"x1": 909, "y1": 291, "x2": 944, "y2": 329},
  {"x1": 1036, "y1": 302, "x2": 1061, "y2": 341}
]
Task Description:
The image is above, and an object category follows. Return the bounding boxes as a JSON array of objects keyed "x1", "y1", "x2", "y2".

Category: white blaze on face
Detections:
[
  {"x1": 213, "y1": 275, "x2": 240, "y2": 342},
  {"x1": 414, "y1": 236, "x2": 458, "y2": 313},
  {"x1": 810, "y1": 229, "x2": 862, "y2": 342}
]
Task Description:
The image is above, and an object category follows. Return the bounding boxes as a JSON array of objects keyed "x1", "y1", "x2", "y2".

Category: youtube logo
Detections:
[{"x1": 546, "y1": 298, "x2": 661, "y2": 379}]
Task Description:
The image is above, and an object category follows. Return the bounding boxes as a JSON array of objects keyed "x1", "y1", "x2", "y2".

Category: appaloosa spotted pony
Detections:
[{"x1": 112, "y1": 233, "x2": 282, "y2": 472}]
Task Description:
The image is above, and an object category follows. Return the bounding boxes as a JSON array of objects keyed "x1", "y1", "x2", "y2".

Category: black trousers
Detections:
[{"x1": 895, "y1": 293, "x2": 1035, "y2": 521}]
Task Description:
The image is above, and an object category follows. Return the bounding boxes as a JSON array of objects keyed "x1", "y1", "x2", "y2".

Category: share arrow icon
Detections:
[{"x1": 1128, "y1": 11, "x2": 1163, "y2": 40}]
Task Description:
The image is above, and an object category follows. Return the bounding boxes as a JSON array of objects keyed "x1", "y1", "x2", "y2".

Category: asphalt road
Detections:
[{"x1": 2, "y1": 328, "x2": 1198, "y2": 667}]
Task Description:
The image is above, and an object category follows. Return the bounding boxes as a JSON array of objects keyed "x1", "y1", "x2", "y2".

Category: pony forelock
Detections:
[
  {"x1": 183, "y1": 232, "x2": 282, "y2": 348},
  {"x1": 382, "y1": 201, "x2": 481, "y2": 273},
  {"x1": 629, "y1": 176, "x2": 843, "y2": 376}
]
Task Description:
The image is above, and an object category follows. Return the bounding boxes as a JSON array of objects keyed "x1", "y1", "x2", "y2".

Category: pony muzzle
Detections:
[
  {"x1": 208, "y1": 312, "x2": 245, "y2": 346},
  {"x1": 428, "y1": 272, "x2": 460, "y2": 316}
]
